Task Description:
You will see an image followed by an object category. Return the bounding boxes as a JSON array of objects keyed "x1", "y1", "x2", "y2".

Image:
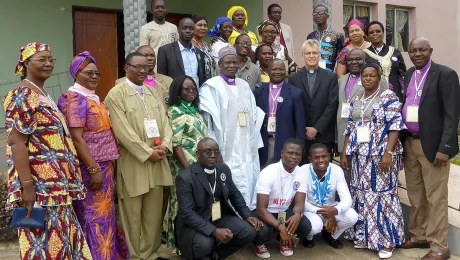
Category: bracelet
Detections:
[
  {"x1": 88, "y1": 164, "x2": 101, "y2": 176},
  {"x1": 276, "y1": 222, "x2": 283, "y2": 230}
]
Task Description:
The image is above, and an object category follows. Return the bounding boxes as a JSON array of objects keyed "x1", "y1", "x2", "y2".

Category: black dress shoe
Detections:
[
  {"x1": 302, "y1": 238, "x2": 315, "y2": 248},
  {"x1": 210, "y1": 251, "x2": 222, "y2": 260},
  {"x1": 321, "y1": 229, "x2": 343, "y2": 249}
]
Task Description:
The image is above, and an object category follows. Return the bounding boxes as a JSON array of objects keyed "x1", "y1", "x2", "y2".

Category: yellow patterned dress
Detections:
[
  {"x1": 165, "y1": 103, "x2": 207, "y2": 253},
  {"x1": 4, "y1": 85, "x2": 92, "y2": 259}
]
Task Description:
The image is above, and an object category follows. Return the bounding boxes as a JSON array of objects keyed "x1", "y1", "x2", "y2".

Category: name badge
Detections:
[
  {"x1": 144, "y1": 119, "x2": 160, "y2": 138},
  {"x1": 341, "y1": 103, "x2": 350, "y2": 118},
  {"x1": 319, "y1": 60, "x2": 327, "y2": 69},
  {"x1": 238, "y1": 112, "x2": 247, "y2": 127},
  {"x1": 211, "y1": 201, "x2": 221, "y2": 222},
  {"x1": 406, "y1": 106, "x2": 419, "y2": 123},
  {"x1": 267, "y1": 116, "x2": 276, "y2": 132},
  {"x1": 277, "y1": 211, "x2": 287, "y2": 224},
  {"x1": 357, "y1": 125, "x2": 370, "y2": 143}
]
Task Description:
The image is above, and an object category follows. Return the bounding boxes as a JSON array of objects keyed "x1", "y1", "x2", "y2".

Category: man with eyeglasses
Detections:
[
  {"x1": 200, "y1": 45, "x2": 265, "y2": 207},
  {"x1": 140, "y1": 0, "x2": 178, "y2": 65},
  {"x1": 288, "y1": 39, "x2": 338, "y2": 165},
  {"x1": 116, "y1": 45, "x2": 173, "y2": 110},
  {"x1": 235, "y1": 34, "x2": 262, "y2": 90},
  {"x1": 307, "y1": 5, "x2": 344, "y2": 72},
  {"x1": 158, "y1": 17, "x2": 208, "y2": 86},
  {"x1": 176, "y1": 137, "x2": 263, "y2": 260},
  {"x1": 400, "y1": 37, "x2": 460, "y2": 260},
  {"x1": 257, "y1": 4, "x2": 296, "y2": 62},
  {"x1": 105, "y1": 52, "x2": 173, "y2": 260}
]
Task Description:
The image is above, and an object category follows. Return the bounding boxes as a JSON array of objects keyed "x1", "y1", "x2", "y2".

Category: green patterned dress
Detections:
[{"x1": 166, "y1": 102, "x2": 208, "y2": 253}]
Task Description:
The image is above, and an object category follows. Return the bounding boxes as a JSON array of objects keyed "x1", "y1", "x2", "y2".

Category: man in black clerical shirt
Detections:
[{"x1": 175, "y1": 137, "x2": 263, "y2": 260}]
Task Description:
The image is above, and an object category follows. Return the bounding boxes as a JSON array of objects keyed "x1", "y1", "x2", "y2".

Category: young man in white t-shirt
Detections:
[
  {"x1": 301, "y1": 143, "x2": 358, "y2": 249},
  {"x1": 250, "y1": 139, "x2": 312, "y2": 258}
]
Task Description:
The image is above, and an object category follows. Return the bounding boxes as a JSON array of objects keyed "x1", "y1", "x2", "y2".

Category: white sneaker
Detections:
[
  {"x1": 378, "y1": 249, "x2": 393, "y2": 259},
  {"x1": 253, "y1": 244, "x2": 270, "y2": 259},
  {"x1": 354, "y1": 244, "x2": 367, "y2": 249},
  {"x1": 279, "y1": 244, "x2": 293, "y2": 257}
]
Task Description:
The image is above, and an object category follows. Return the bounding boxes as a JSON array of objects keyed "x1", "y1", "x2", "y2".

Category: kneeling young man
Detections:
[
  {"x1": 302, "y1": 143, "x2": 358, "y2": 249},
  {"x1": 250, "y1": 138, "x2": 312, "y2": 258},
  {"x1": 175, "y1": 137, "x2": 263, "y2": 260}
]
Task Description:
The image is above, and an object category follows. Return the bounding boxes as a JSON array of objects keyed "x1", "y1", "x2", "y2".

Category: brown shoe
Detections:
[
  {"x1": 401, "y1": 238, "x2": 430, "y2": 249},
  {"x1": 421, "y1": 250, "x2": 450, "y2": 260}
]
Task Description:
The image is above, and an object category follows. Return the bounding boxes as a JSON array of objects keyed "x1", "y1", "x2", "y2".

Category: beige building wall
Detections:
[{"x1": 263, "y1": 0, "x2": 459, "y2": 72}]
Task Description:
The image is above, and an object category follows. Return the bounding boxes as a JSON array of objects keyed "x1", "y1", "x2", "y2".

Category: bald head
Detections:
[
  {"x1": 347, "y1": 48, "x2": 366, "y2": 74},
  {"x1": 348, "y1": 48, "x2": 366, "y2": 59},
  {"x1": 197, "y1": 137, "x2": 219, "y2": 150},
  {"x1": 408, "y1": 37, "x2": 433, "y2": 69},
  {"x1": 197, "y1": 137, "x2": 220, "y2": 169},
  {"x1": 137, "y1": 45, "x2": 153, "y2": 52}
]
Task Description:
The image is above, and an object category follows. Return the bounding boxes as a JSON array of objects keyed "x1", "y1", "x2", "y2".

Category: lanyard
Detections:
[
  {"x1": 278, "y1": 162, "x2": 295, "y2": 203},
  {"x1": 412, "y1": 65, "x2": 431, "y2": 105},
  {"x1": 360, "y1": 88, "x2": 380, "y2": 124},
  {"x1": 317, "y1": 28, "x2": 329, "y2": 45},
  {"x1": 129, "y1": 84, "x2": 151, "y2": 120},
  {"x1": 372, "y1": 45, "x2": 383, "y2": 55},
  {"x1": 208, "y1": 169, "x2": 217, "y2": 202},
  {"x1": 269, "y1": 85, "x2": 282, "y2": 115}
]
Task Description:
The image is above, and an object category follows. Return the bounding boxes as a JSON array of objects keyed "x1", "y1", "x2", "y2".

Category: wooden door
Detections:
[{"x1": 74, "y1": 10, "x2": 118, "y2": 101}]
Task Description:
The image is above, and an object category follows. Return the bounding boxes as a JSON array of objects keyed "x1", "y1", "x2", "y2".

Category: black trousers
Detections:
[
  {"x1": 251, "y1": 208, "x2": 312, "y2": 245},
  {"x1": 179, "y1": 214, "x2": 257, "y2": 260},
  {"x1": 301, "y1": 141, "x2": 334, "y2": 165}
]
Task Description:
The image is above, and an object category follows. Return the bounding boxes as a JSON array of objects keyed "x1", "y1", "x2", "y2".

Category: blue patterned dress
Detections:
[{"x1": 343, "y1": 89, "x2": 406, "y2": 250}]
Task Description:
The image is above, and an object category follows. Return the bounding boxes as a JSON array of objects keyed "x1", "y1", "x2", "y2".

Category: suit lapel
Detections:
[
  {"x1": 299, "y1": 69, "x2": 311, "y2": 96},
  {"x1": 173, "y1": 42, "x2": 185, "y2": 73},
  {"x1": 311, "y1": 68, "x2": 322, "y2": 97},
  {"x1": 194, "y1": 165, "x2": 212, "y2": 196},
  {"x1": 404, "y1": 67, "x2": 415, "y2": 98},
  {"x1": 420, "y1": 64, "x2": 437, "y2": 106},
  {"x1": 276, "y1": 84, "x2": 291, "y2": 112},
  {"x1": 339, "y1": 74, "x2": 350, "y2": 102},
  {"x1": 196, "y1": 50, "x2": 203, "y2": 83},
  {"x1": 261, "y1": 84, "x2": 270, "y2": 112}
]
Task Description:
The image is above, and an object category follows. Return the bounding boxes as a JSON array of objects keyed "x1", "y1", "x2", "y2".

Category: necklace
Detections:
[
  {"x1": 192, "y1": 38, "x2": 205, "y2": 49},
  {"x1": 260, "y1": 68, "x2": 269, "y2": 76},
  {"x1": 353, "y1": 41, "x2": 365, "y2": 49}
]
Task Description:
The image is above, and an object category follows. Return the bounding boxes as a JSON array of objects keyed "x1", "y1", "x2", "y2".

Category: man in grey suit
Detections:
[{"x1": 336, "y1": 49, "x2": 388, "y2": 158}]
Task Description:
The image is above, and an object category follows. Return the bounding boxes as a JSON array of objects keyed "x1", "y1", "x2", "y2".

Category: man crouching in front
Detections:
[
  {"x1": 250, "y1": 138, "x2": 312, "y2": 258},
  {"x1": 175, "y1": 137, "x2": 264, "y2": 260}
]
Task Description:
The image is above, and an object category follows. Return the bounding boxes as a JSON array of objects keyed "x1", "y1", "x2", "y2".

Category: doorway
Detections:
[{"x1": 73, "y1": 7, "x2": 124, "y2": 101}]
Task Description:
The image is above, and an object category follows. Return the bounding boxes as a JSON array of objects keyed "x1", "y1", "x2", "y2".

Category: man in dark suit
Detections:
[
  {"x1": 175, "y1": 137, "x2": 263, "y2": 260},
  {"x1": 400, "y1": 37, "x2": 459, "y2": 260},
  {"x1": 288, "y1": 39, "x2": 338, "y2": 164},
  {"x1": 157, "y1": 17, "x2": 208, "y2": 86},
  {"x1": 253, "y1": 59, "x2": 305, "y2": 168}
]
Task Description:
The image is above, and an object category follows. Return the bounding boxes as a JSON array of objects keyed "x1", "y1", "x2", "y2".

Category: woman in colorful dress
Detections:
[
  {"x1": 192, "y1": 15, "x2": 218, "y2": 79},
  {"x1": 341, "y1": 63, "x2": 405, "y2": 259},
  {"x1": 58, "y1": 51, "x2": 130, "y2": 260},
  {"x1": 336, "y1": 19, "x2": 371, "y2": 78},
  {"x1": 255, "y1": 44, "x2": 274, "y2": 83},
  {"x1": 227, "y1": 6, "x2": 259, "y2": 45},
  {"x1": 165, "y1": 75, "x2": 207, "y2": 253},
  {"x1": 252, "y1": 20, "x2": 298, "y2": 74},
  {"x1": 365, "y1": 21, "x2": 407, "y2": 101},
  {"x1": 208, "y1": 16, "x2": 233, "y2": 63},
  {"x1": 4, "y1": 42, "x2": 91, "y2": 259}
]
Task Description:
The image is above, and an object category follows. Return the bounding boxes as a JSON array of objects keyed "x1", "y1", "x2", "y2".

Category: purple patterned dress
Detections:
[{"x1": 58, "y1": 90, "x2": 129, "y2": 260}]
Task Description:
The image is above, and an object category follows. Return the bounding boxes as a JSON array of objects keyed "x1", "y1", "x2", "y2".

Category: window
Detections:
[
  {"x1": 343, "y1": 3, "x2": 372, "y2": 34},
  {"x1": 386, "y1": 8, "x2": 410, "y2": 52}
]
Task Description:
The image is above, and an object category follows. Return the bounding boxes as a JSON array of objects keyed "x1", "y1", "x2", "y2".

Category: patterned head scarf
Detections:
[
  {"x1": 15, "y1": 42, "x2": 51, "y2": 76},
  {"x1": 257, "y1": 19, "x2": 279, "y2": 35},
  {"x1": 361, "y1": 62, "x2": 383, "y2": 77},
  {"x1": 227, "y1": 6, "x2": 248, "y2": 28},
  {"x1": 347, "y1": 19, "x2": 365, "y2": 31},
  {"x1": 69, "y1": 51, "x2": 97, "y2": 79},
  {"x1": 218, "y1": 45, "x2": 237, "y2": 61},
  {"x1": 207, "y1": 16, "x2": 232, "y2": 37}
]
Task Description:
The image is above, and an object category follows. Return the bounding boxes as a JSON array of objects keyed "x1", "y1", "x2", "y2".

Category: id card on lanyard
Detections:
[
  {"x1": 268, "y1": 85, "x2": 282, "y2": 132},
  {"x1": 406, "y1": 65, "x2": 430, "y2": 123},
  {"x1": 357, "y1": 89, "x2": 380, "y2": 143}
]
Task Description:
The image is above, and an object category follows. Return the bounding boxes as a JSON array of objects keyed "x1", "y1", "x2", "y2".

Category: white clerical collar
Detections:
[
  {"x1": 204, "y1": 168, "x2": 215, "y2": 174},
  {"x1": 126, "y1": 78, "x2": 144, "y2": 88}
]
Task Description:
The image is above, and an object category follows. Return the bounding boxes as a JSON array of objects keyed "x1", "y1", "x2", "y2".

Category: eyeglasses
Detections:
[
  {"x1": 312, "y1": 11, "x2": 328, "y2": 17},
  {"x1": 198, "y1": 149, "x2": 221, "y2": 157},
  {"x1": 236, "y1": 42, "x2": 252, "y2": 47},
  {"x1": 128, "y1": 64, "x2": 150, "y2": 71},
  {"x1": 29, "y1": 57, "x2": 56, "y2": 64},
  {"x1": 182, "y1": 87, "x2": 197, "y2": 93},
  {"x1": 263, "y1": 30, "x2": 278, "y2": 36},
  {"x1": 80, "y1": 71, "x2": 101, "y2": 77}
]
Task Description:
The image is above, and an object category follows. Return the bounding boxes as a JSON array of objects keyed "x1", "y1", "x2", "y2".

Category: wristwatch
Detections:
[{"x1": 386, "y1": 150, "x2": 394, "y2": 155}]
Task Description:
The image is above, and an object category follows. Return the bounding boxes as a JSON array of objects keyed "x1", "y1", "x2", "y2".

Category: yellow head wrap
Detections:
[{"x1": 227, "y1": 6, "x2": 248, "y2": 28}]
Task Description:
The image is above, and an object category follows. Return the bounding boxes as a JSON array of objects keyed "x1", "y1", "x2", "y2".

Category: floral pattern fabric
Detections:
[{"x1": 165, "y1": 105, "x2": 207, "y2": 253}]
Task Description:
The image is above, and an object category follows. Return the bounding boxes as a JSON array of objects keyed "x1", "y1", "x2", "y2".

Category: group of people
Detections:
[{"x1": 3, "y1": 1, "x2": 460, "y2": 260}]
